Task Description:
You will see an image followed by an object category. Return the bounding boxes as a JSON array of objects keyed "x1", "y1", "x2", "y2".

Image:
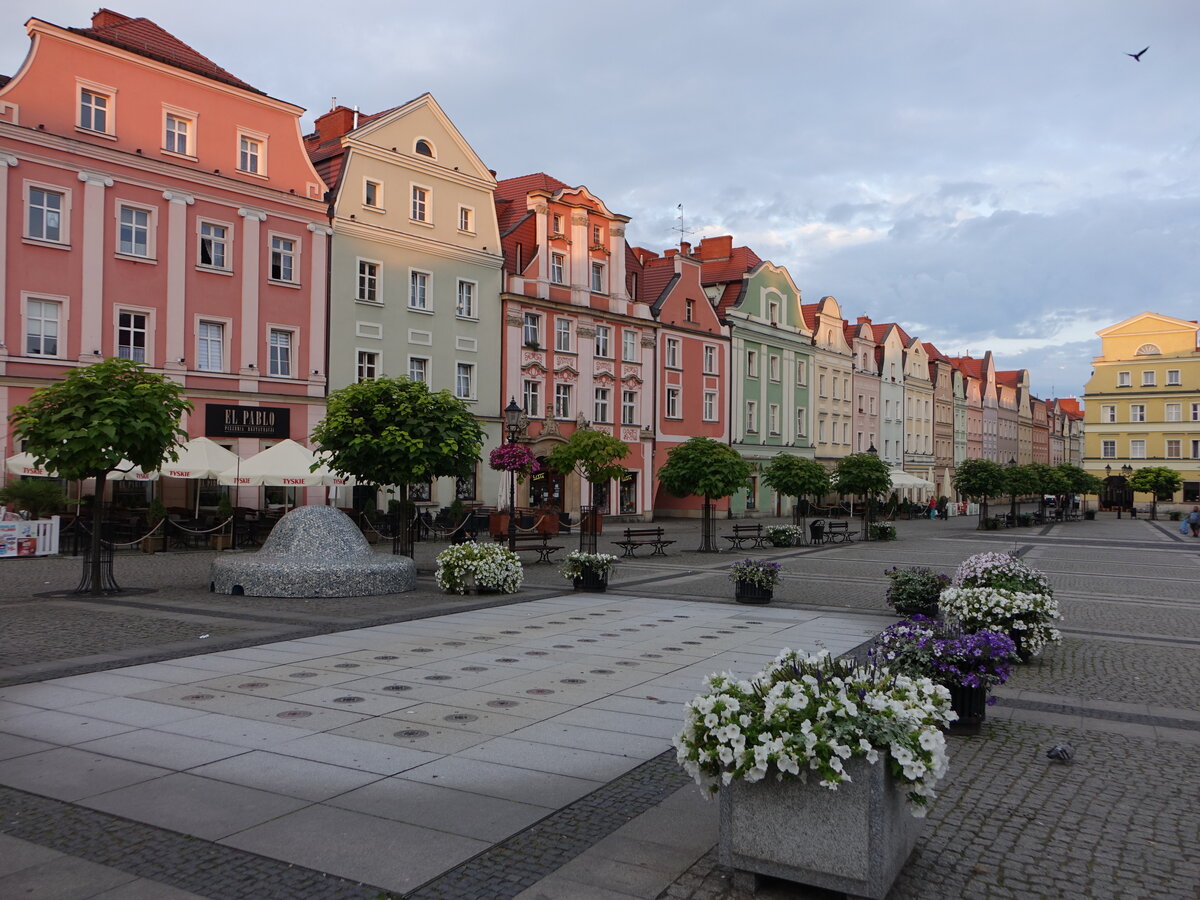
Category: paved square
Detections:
[{"x1": 0, "y1": 594, "x2": 879, "y2": 895}]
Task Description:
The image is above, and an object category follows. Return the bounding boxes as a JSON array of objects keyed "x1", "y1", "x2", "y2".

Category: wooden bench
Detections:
[
  {"x1": 824, "y1": 521, "x2": 858, "y2": 543},
  {"x1": 611, "y1": 527, "x2": 676, "y2": 558},
  {"x1": 723, "y1": 523, "x2": 767, "y2": 550},
  {"x1": 492, "y1": 532, "x2": 563, "y2": 563}
]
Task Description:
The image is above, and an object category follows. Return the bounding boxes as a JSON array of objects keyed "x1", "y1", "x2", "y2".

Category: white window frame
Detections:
[
  {"x1": 197, "y1": 219, "x2": 232, "y2": 271},
  {"x1": 665, "y1": 337, "x2": 681, "y2": 369},
  {"x1": 356, "y1": 349, "x2": 379, "y2": 382},
  {"x1": 1101, "y1": 405, "x2": 1116, "y2": 424},
  {"x1": 356, "y1": 259, "x2": 382, "y2": 304},
  {"x1": 195, "y1": 317, "x2": 229, "y2": 373},
  {"x1": 590, "y1": 260, "x2": 606, "y2": 293},
  {"x1": 364, "y1": 179, "x2": 383, "y2": 209},
  {"x1": 623, "y1": 330, "x2": 639, "y2": 362},
  {"x1": 1117, "y1": 371, "x2": 1131, "y2": 387},
  {"x1": 1129, "y1": 404, "x2": 1146, "y2": 423},
  {"x1": 623, "y1": 389, "x2": 640, "y2": 425},
  {"x1": 23, "y1": 294, "x2": 65, "y2": 358},
  {"x1": 237, "y1": 129, "x2": 267, "y2": 176},
  {"x1": 796, "y1": 407, "x2": 807, "y2": 437},
  {"x1": 767, "y1": 299, "x2": 780, "y2": 324},
  {"x1": 1129, "y1": 439, "x2": 1146, "y2": 459},
  {"x1": 703, "y1": 390, "x2": 717, "y2": 422},
  {"x1": 267, "y1": 327, "x2": 296, "y2": 378},
  {"x1": 703, "y1": 345, "x2": 717, "y2": 374},
  {"x1": 115, "y1": 202, "x2": 155, "y2": 260},
  {"x1": 1141, "y1": 370, "x2": 1156, "y2": 386},
  {"x1": 550, "y1": 252, "x2": 566, "y2": 285},
  {"x1": 456, "y1": 279, "x2": 477, "y2": 319},
  {"x1": 115, "y1": 306, "x2": 152, "y2": 364},
  {"x1": 1192, "y1": 403, "x2": 1200, "y2": 422},
  {"x1": 25, "y1": 182, "x2": 70, "y2": 245},
  {"x1": 523, "y1": 313, "x2": 541, "y2": 347},
  {"x1": 555, "y1": 318, "x2": 572, "y2": 352},
  {"x1": 1101, "y1": 440, "x2": 1116, "y2": 459},
  {"x1": 408, "y1": 269, "x2": 430, "y2": 311},
  {"x1": 162, "y1": 107, "x2": 195, "y2": 157},
  {"x1": 269, "y1": 233, "x2": 300, "y2": 284},
  {"x1": 1166, "y1": 369, "x2": 1181, "y2": 386},
  {"x1": 552, "y1": 213, "x2": 564, "y2": 235},
  {"x1": 77, "y1": 80, "x2": 115, "y2": 136},
  {"x1": 796, "y1": 359, "x2": 807, "y2": 385},
  {"x1": 1166, "y1": 439, "x2": 1182, "y2": 459},
  {"x1": 408, "y1": 356, "x2": 429, "y2": 385},
  {"x1": 594, "y1": 326, "x2": 611, "y2": 358},
  {"x1": 769, "y1": 354, "x2": 781, "y2": 381},
  {"x1": 455, "y1": 362, "x2": 475, "y2": 400},
  {"x1": 554, "y1": 383, "x2": 572, "y2": 419},
  {"x1": 1166, "y1": 403, "x2": 1181, "y2": 423},
  {"x1": 769, "y1": 403, "x2": 780, "y2": 435},
  {"x1": 746, "y1": 349, "x2": 758, "y2": 378},
  {"x1": 458, "y1": 205, "x2": 475, "y2": 234},
  {"x1": 523, "y1": 379, "x2": 542, "y2": 417},
  {"x1": 594, "y1": 387, "x2": 611, "y2": 423},
  {"x1": 745, "y1": 400, "x2": 758, "y2": 433},
  {"x1": 410, "y1": 183, "x2": 432, "y2": 223}
]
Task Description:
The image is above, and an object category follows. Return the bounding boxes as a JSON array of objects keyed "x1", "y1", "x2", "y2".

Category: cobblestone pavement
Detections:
[{"x1": 1, "y1": 511, "x2": 1198, "y2": 898}]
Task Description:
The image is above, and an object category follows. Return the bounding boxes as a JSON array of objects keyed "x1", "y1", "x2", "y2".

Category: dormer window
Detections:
[
  {"x1": 552, "y1": 213, "x2": 564, "y2": 235},
  {"x1": 415, "y1": 139, "x2": 434, "y2": 157}
]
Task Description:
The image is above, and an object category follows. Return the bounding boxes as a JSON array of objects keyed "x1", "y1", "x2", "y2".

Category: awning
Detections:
[
  {"x1": 155, "y1": 437, "x2": 240, "y2": 480},
  {"x1": 5, "y1": 453, "x2": 55, "y2": 478},
  {"x1": 887, "y1": 468, "x2": 935, "y2": 490},
  {"x1": 218, "y1": 439, "x2": 349, "y2": 487}
]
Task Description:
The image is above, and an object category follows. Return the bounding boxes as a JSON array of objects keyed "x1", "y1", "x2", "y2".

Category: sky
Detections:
[{"x1": 4, "y1": 1, "x2": 1197, "y2": 402}]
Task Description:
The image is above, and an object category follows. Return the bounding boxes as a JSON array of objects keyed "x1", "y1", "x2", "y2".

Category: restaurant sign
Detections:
[{"x1": 205, "y1": 404, "x2": 290, "y2": 439}]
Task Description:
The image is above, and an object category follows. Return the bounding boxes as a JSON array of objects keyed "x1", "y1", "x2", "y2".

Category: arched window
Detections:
[
  {"x1": 1135, "y1": 343, "x2": 1161, "y2": 355},
  {"x1": 414, "y1": 139, "x2": 434, "y2": 158}
]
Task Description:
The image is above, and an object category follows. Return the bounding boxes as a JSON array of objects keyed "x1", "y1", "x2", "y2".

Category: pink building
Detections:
[{"x1": 0, "y1": 10, "x2": 330, "y2": 509}]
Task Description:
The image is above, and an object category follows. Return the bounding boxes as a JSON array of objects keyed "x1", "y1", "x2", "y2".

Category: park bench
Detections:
[
  {"x1": 824, "y1": 521, "x2": 858, "y2": 543},
  {"x1": 611, "y1": 527, "x2": 676, "y2": 558},
  {"x1": 723, "y1": 523, "x2": 768, "y2": 550},
  {"x1": 492, "y1": 532, "x2": 563, "y2": 563}
]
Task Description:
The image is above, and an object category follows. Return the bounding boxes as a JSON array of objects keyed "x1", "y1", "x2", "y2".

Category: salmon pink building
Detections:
[{"x1": 0, "y1": 10, "x2": 330, "y2": 509}]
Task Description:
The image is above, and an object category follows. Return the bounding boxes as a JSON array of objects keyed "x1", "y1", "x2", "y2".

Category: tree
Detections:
[
  {"x1": 1127, "y1": 466, "x2": 1182, "y2": 521},
  {"x1": 312, "y1": 377, "x2": 483, "y2": 512},
  {"x1": 0, "y1": 479, "x2": 65, "y2": 520},
  {"x1": 657, "y1": 437, "x2": 752, "y2": 552},
  {"x1": 1027, "y1": 463, "x2": 1067, "y2": 519},
  {"x1": 1003, "y1": 464, "x2": 1041, "y2": 524},
  {"x1": 9, "y1": 358, "x2": 191, "y2": 593},
  {"x1": 543, "y1": 428, "x2": 630, "y2": 504},
  {"x1": 953, "y1": 459, "x2": 1007, "y2": 529},
  {"x1": 1054, "y1": 465, "x2": 1104, "y2": 514},
  {"x1": 761, "y1": 455, "x2": 830, "y2": 532},
  {"x1": 831, "y1": 453, "x2": 891, "y2": 539}
]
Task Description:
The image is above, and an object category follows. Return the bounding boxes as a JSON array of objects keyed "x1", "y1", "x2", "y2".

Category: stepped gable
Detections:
[{"x1": 69, "y1": 8, "x2": 261, "y2": 94}]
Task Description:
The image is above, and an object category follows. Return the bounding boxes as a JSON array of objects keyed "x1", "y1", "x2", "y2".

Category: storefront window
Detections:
[
  {"x1": 455, "y1": 471, "x2": 477, "y2": 502},
  {"x1": 619, "y1": 472, "x2": 638, "y2": 514}
]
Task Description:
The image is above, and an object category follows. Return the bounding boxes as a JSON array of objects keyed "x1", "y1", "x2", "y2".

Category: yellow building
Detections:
[{"x1": 1084, "y1": 312, "x2": 1200, "y2": 507}]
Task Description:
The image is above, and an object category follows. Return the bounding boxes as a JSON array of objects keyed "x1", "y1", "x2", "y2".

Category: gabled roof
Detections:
[
  {"x1": 947, "y1": 355, "x2": 984, "y2": 379},
  {"x1": 1055, "y1": 398, "x2": 1083, "y2": 419},
  {"x1": 995, "y1": 370, "x2": 1021, "y2": 389},
  {"x1": 69, "y1": 9, "x2": 262, "y2": 94},
  {"x1": 799, "y1": 303, "x2": 818, "y2": 331},
  {"x1": 642, "y1": 255, "x2": 678, "y2": 307},
  {"x1": 494, "y1": 173, "x2": 572, "y2": 234},
  {"x1": 699, "y1": 247, "x2": 762, "y2": 287}
]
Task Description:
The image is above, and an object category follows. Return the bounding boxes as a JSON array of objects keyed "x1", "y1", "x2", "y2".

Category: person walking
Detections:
[{"x1": 1188, "y1": 506, "x2": 1200, "y2": 537}]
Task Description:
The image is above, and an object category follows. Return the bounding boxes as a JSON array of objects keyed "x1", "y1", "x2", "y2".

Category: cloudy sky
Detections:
[{"x1": 6, "y1": 1, "x2": 1197, "y2": 400}]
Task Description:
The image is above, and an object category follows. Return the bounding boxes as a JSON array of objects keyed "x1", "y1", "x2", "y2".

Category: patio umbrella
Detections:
[
  {"x1": 218, "y1": 440, "x2": 346, "y2": 509},
  {"x1": 107, "y1": 461, "x2": 160, "y2": 482},
  {"x1": 5, "y1": 452, "x2": 56, "y2": 478},
  {"x1": 158, "y1": 437, "x2": 240, "y2": 481}
]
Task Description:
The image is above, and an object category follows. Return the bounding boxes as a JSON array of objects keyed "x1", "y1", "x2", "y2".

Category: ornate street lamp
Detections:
[
  {"x1": 504, "y1": 398, "x2": 522, "y2": 551},
  {"x1": 1007, "y1": 457, "x2": 1018, "y2": 524},
  {"x1": 865, "y1": 443, "x2": 878, "y2": 541}
]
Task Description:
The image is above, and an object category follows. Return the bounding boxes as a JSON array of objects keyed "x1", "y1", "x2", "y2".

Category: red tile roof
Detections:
[
  {"x1": 947, "y1": 356, "x2": 984, "y2": 379},
  {"x1": 995, "y1": 370, "x2": 1020, "y2": 389},
  {"x1": 641, "y1": 256, "x2": 677, "y2": 306},
  {"x1": 301, "y1": 105, "x2": 399, "y2": 192},
  {"x1": 799, "y1": 303, "x2": 818, "y2": 331},
  {"x1": 494, "y1": 173, "x2": 574, "y2": 233},
  {"x1": 699, "y1": 246, "x2": 761, "y2": 286},
  {"x1": 69, "y1": 9, "x2": 262, "y2": 94}
]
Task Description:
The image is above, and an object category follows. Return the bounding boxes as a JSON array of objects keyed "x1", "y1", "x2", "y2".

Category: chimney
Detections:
[
  {"x1": 696, "y1": 235, "x2": 733, "y2": 260},
  {"x1": 680, "y1": 241, "x2": 692, "y2": 256},
  {"x1": 857, "y1": 315, "x2": 872, "y2": 325},
  {"x1": 313, "y1": 106, "x2": 357, "y2": 143},
  {"x1": 664, "y1": 248, "x2": 678, "y2": 258},
  {"x1": 92, "y1": 9, "x2": 131, "y2": 28}
]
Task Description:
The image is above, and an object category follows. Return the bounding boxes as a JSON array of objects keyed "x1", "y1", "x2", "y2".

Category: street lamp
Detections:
[
  {"x1": 1007, "y1": 457, "x2": 1018, "y2": 525},
  {"x1": 865, "y1": 444, "x2": 877, "y2": 541},
  {"x1": 504, "y1": 398, "x2": 522, "y2": 551}
]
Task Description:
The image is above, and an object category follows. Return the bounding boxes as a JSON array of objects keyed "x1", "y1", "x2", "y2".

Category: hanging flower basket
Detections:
[{"x1": 488, "y1": 444, "x2": 540, "y2": 483}]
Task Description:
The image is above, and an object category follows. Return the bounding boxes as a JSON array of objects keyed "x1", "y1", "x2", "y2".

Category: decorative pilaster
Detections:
[
  {"x1": 609, "y1": 223, "x2": 628, "y2": 302},
  {"x1": 77, "y1": 171, "x2": 114, "y2": 361},
  {"x1": 531, "y1": 200, "x2": 548, "y2": 295},
  {"x1": 307, "y1": 223, "x2": 332, "y2": 397},
  {"x1": 570, "y1": 212, "x2": 589, "y2": 307},
  {"x1": 0, "y1": 154, "x2": 18, "y2": 358},
  {"x1": 162, "y1": 190, "x2": 194, "y2": 373},
  {"x1": 237, "y1": 207, "x2": 266, "y2": 386}
]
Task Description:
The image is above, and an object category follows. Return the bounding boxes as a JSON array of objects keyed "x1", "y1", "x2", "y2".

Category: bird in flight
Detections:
[{"x1": 1127, "y1": 46, "x2": 1149, "y2": 62}]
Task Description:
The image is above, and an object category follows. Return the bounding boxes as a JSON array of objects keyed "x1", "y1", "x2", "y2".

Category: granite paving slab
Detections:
[
  {"x1": 396, "y1": 755, "x2": 602, "y2": 807},
  {"x1": 186, "y1": 749, "x2": 384, "y2": 802},
  {"x1": 0, "y1": 747, "x2": 170, "y2": 802}
]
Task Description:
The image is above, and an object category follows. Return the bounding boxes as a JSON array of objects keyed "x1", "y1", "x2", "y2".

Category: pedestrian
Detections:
[
  {"x1": 927, "y1": 496, "x2": 937, "y2": 520},
  {"x1": 1188, "y1": 506, "x2": 1200, "y2": 537}
]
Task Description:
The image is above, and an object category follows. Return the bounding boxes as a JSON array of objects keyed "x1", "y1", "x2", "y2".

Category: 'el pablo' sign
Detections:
[{"x1": 205, "y1": 404, "x2": 290, "y2": 439}]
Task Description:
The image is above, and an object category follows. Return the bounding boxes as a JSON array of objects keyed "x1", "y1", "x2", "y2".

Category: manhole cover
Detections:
[
  {"x1": 663, "y1": 647, "x2": 684, "y2": 651},
  {"x1": 487, "y1": 699, "x2": 518, "y2": 708},
  {"x1": 674, "y1": 615, "x2": 690, "y2": 618},
  {"x1": 394, "y1": 729, "x2": 429, "y2": 739},
  {"x1": 501, "y1": 630, "x2": 521, "y2": 635},
  {"x1": 658, "y1": 619, "x2": 674, "y2": 623},
  {"x1": 570, "y1": 617, "x2": 586, "y2": 621},
  {"x1": 443, "y1": 641, "x2": 466, "y2": 647},
  {"x1": 424, "y1": 675, "x2": 452, "y2": 681},
  {"x1": 526, "y1": 688, "x2": 555, "y2": 695},
  {"x1": 683, "y1": 641, "x2": 702, "y2": 645},
  {"x1": 334, "y1": 663, "x2": 360, "y2": 669},
  {"x1": 237, "y1": 682, "x2": 270, "y2": 689},
  {"x1": 733, "y1": 625, "x2": 749, "y2": 630},
  {"x1": 560, "y1": 678, "x2": 586, "y2": 684},
  {"x1": 443, "y1": 713, "x2": 478, "y2": 723},
  {"x1": 289, "y1": 672, "x2": 319, "y2": 679},
  {"x1": 578, "y1": 639, "x2": 598, "y2": 643},
  {"x1": 553, "y1": 644, "x2": 573, "y2": 649},
  {"x1": 333, "y1": 696, "x2": 364, "y2": 704},
  {"x1": 495, "y1": 658, "x2": 519, "y2": 663},
  {"x1": 523, "y1": 625, "x2": 543, "y2": 630},
  {"x1": 606, "y1": 609, "x2": 621, "y2": 612},
  {"x1": 412, "y1": 648, "x2": 433, "y2": 653},
  {"x1": 700, "y1": 636, "x2": 718, "y2": 640},
  {"x1": 548, "y1": 621, "x2": 566, "y2": 624},
  {"x1": 718, "y1": 630, "x2": 734, "y2": 634},
  {"x1": 588, "y1": 613, "x2": 605, "y2": 617},
  {"x1": 589, "y1": 669, "x2": 614, "y2": 675},
  {"x1": 461, "y1": 666, "x2": 487, "y2": 672},
  {"x1": 525, "y1": 651, "x2": 548, "y2": 656},
  {"x1": 382, "y1": 684, "x2": 412, "y2": 692},
  {"x1": 474, "y1": 636, "x2": 496, "y2": 641},
  {"x1": 641, "y1": 653, "x2": 663, "y2": 659},
  {"x1": 616, "y1": 661, "x2": 640, "y2": 667},
  {"x1": 374, "y1": 655, "x2": 399, "y2": 661},
  {"x1": 601, "y1": 633, "x2": 619, "y2": 637},
  {"x1": 620, "y1": 628, "x2": 638, "y2": 632},
  {"x1": 181, "y1": 694, "x2": 214, "y2": 701},
  {"x1": 276, "y1": 710, "x2": 312, "y2": 719},
  {"x1": 746, "y1": 621, "x2": 763, "y2": 625}
]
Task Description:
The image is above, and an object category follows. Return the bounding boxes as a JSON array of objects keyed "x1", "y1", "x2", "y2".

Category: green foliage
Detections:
[
  {"x1": 9, "y1": 358, "x2": 191, "y2": 480},
  {"x1": 1027, "y1": 463, "x2": 1067, "y2": 496},
  {"x1": 312, "y1": 377, "x2": 483, "y2": 488},
  {"x1": 831, "y1": 452, "x2": 891, "y2": 498},
  {"x1": 657, "y1": 437, "x2": 751, "y2": 501},
  {"x1": 146, "y1": 497, "x2": 167, "y2": 527},
  {"x1": 1053, "y1": 464, "x2": 1093, "y2": 495},
  {"x1": 0, "y1": 479, "x2": 65, "y2": 519},
  {"x1": 869, "y1": 522, "x2": 897, "y2": 541},
  {"x1": 952, "y1": 459, "x2": 1006, "y2": 501},
  {"x1": 1128, "y1": 466, "x2": 1182, "y2": 500},
  {"x1": 543, "y1": 428, "x2": 629, "y2": 486},
  {"x1": 1003, "y1": 464, "x2": 1041, "y2": 498},
  {"x1": 762, "y1": 455, "x2": 830, "y2": 503}
]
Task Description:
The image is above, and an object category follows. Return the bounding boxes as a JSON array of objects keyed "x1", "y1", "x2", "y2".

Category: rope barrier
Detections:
[
  {"x1": 100, "y1": 518, "x2": 167, "y2": 549},
  {"x1": 168, "y1": 516, "x2": 233, "y2": 536}
]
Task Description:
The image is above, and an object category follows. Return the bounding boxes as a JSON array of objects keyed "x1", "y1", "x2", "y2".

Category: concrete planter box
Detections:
[{"x1": 719, "y1": 754, "x2": 922, "y2": 899}]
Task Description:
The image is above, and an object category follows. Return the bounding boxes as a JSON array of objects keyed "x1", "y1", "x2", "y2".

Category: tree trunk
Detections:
[{"x1": 91, "y1": 470, "x2": 108, "y2": 596}]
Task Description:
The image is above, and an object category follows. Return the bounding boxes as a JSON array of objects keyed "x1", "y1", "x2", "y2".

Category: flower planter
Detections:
[
  {"x1": 946, "y1": 683, "x2": 988, "y2": 734},
  {"x1": 896, "y1": 602, "x2": 938, "y2": 619},
  {"x1": 719, "y1": 753, "x2": 922, "y2": 900},
  {"x1": 1010, "y1": 633, "x2": 1034, "y2": 663},
  {"x1": 734, "y1": 581, "x2": 773, "y2": 604},
  {"x1": 572, "y1": 571, "x2": 608, "y2": 592}
]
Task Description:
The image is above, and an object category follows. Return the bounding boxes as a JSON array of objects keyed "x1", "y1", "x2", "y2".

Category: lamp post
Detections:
[
  {"x1": 504, "y1": 398, "x2": 522, "y2": 552},
  {"x1": 1105, "y1": 464, "x2": 1114, "y2": 516},
  {"x1": 865, "y1": 443, "x2": 877, "y2": 541},
  {"x1": 1121, "y1": 464, "x2": 1134, "y2": 518},
  {"x1": 1007, "y1": 457, "x2": 1018, "y2": 525}
]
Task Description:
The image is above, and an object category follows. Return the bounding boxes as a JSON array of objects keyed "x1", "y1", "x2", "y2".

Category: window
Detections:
[
  {"x1": 703, "y1": 391, "x2": 717, "y2": 422},
  {"x1": 1166, "y1": 403, "x2": 1181, "y2": 423},
  {"x1": 455, "y1": 363, "x2": 474, "y2": 399},
  {"x1": 1192, "y1": 403, "x2": 1200, "y2": 422},
  {"x1": 455, "y1": 471, "x2": 477, "y2": 502},
  {"x1": 364, "y1": 180, "x2": 381, "y2": 208},
  {"x1": 550, "y1": 253, "x2": 565, "y2": 284},
  {"x1": 769, "y1": 355, "x2": 781, "y2": 381},
  {"x1": 624, "y1": 390, "x2": 640, "y2": 424},
  {"x1": 197, "y1": 322, "x2": 223, "y2": 371},
  {"x1": 456, "y1": 280, "x2": 476, "y2": 318},
  {"x1": 796, "y1": 360, "x2": 806, "y2": 384},
  {"x1": 409, "y1": 270, "x2": 429, "y2": 309},
  {"x1": 458, "y1": 205, "x2": 474, "y2": 233},
  {"x1": 1101, "y1": 440, "x2": 1117, "y2": 458},
  {"x1": 1130, "y1": 439, "x2": 1146, "y2": 459},
  {"x1": 665, "y1": 337, "x2": 681, "y2": 368},
  {"x1": 27, "y1": 187, "x2": 64, "y2": 242},
  {"x1": 623, "y1": 330, "x2": 639, "y2": 362},
  {"x1": 238, "y1": 135, "x2": 261, "y2": 174},
  {"x1": 590, "y1": 262, "x2": 605, "y2": 293},
  {"x1": 869, "y1": 396, "x2": 876, "y2": 415},
  {"x1": 199, "y1": 222, "x2": 228, "y2": 269},
  {"x1": 554, "y1": 383, "x2": 572, "y2": 418},
  {"x1": 1130, "y1": 404, "x2": 1146, "y2": 423},
  {"x1": 594, "y1": 387, "x2": 610, "y2": 422},
  {"x1": 164, "y1": 113, "x2": 191, "y2": 155},
  {"x1": 685, "y1": 299, "x2": 695, "y2": 322},
  {"x1": 357, "y1": 260, "x2": 380, "y2": 303},
  {"x1": 1141, "y1": 370, "x2": 1156, "y2": 386},
  {"x1": 703, "y1": 345, "x2": 717, "y2": 374},
  {"x1": 270, "y1": 237, "x2": 295, "y2": 282},
  {"x1": 25, "y1": 299, "x2": 60, "y2": 357},
  {"x1": 768, "y1": 404, "x2": 780, "y2": 434},
  {"x1": 1167, "y1": 369, "x2": 1181, "y2": 386},
  {"x1": 356, "y1": 350, "x2": 378, "y2": 382},
  {"x1": 1166, "y1": 439, "x2": 1182, "y2": 459},
  {"x1": 118, "y1": 205, "x2": 151, "y2": 257},
  {"x1": 1101, "y1": 405, "x2": 1116, "y2": 423},
  {"x1": 555, "y1": 318, "x2": 572, "y2": 352},
  {"x1": 411, "y1": 185, "x2": 429, "y2": 222},
  {"x1": 415, "y1": 139, "x2": 434, "y2": 157},
  {"x1": 831, "y1": 377, "x2": 839, "y2": 400},
  {"x1": 1193, "y1": 442, "x2": 1200, "y2": 460},
  {"x1": 79, "y1": 88, "x2": 110, "y2": 133},
  {"x1": 1117, "y1": 371, "x2": 1131, "y2": 387},
  {"x1": 268, "y1": 329, "x2": 292, "y2": 376},
  {"x1": 552, "y1": 213, "x2": 564, "y2": 235},
  {"x1": 745, "y1": 401, "x2": 758, "y2": 433},
  {"x1": 592, "y1": 224, "x2": 602, "y2": 245},
  {"x1": 408, "y1": 357, "x2": 428, "y2": 384},
  {"x1": 594, "y1": 326, "x2": 611, "y2": 358},
  {"x1": 796, "y1": 407, "x2": 807, "y2": 437},
  {"x1": 523, "y1": 380, "x2": 541, "y2": 417},
  {"x1": 117, "y1": 311, "x2": 147, "y2": 362},
  {"x1": 664, "y1": 387, "x2": 680, "y2": 419},
  {"x1": 767, "y1": 300, "x2": 779, "y2": 324},
  {"x1": 818, "y1": 373, "x2": 826, "y2": 396},
  {"x1": 747, "y1": 349, "x2": 758, "y2": 378},
  {"x1": 523, "y1": 313, "x2": 541, "y2": 347}
]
